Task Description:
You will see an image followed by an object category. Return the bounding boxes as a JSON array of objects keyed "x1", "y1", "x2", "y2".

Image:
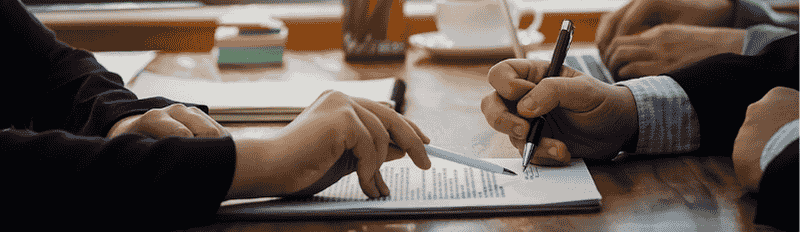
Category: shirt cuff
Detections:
[
  {"x1": 761, "y1": 119, "x2": 799, "y2": 171},
  {"x1": 733, "y1": 0, "x2": 799, "y2": 29},
  {"x1": 614, "y1": 76, "x2": 700, "y2": 155},
  {"x1": 742, "y1": 24, "x2": 798, "y2": 56}
]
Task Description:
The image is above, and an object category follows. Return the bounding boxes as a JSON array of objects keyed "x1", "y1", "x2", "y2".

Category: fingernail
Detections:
[
  {"x1": 548, "y1": 147, "x2": 559, "y2": 158},
  {"x1": 519, "y1": 97, "x2": 533, "y2": 110}
]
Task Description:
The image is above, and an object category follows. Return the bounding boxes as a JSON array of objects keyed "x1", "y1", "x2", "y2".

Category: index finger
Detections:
[
  {"x1": 352, "y1": 97, "x2": 431, "y2": 170},
  {"x1": 488, "y1": 59, "x2": 583, "y2": 101}
]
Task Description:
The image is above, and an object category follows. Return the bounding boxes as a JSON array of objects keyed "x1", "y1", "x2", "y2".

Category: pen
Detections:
[
  {"x1": 521, "y1": 19, "x2": 574, "y2": 172},
  {"x1": 424, "y1": 144, "x2": 517, "y2": 176}
]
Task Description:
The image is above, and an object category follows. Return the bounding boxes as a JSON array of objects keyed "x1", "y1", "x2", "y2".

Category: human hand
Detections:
[
  {"x1": 596, "y1": 0, "x2": 734, "y2": 59},
  {"x1": 733, "y1": 87, "x2": 799, "y2": 192},
  {"x1": 227, "y1": 90, "x2": 431, "y2": 199},
  {"x1": 107, "y1": 103, "x2": 229, "y2": 139},
  {"x1": 481, "y1": 59, "x2": 638, "y2": 166},
  {"x1": 604, "y1": 24, "x2": 745, "y2": 80}
]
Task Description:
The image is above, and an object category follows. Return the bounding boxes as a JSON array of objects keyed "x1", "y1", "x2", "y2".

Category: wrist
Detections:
[
  {"x1": 226, "y1": 135, "x2": 287, "y2": 200},
  {"x1": 715, "y1": 28, "x2": 747, "y2": 55},
  {"x1": 615, "y1": 85, "x2": 639, "y2": 153}
]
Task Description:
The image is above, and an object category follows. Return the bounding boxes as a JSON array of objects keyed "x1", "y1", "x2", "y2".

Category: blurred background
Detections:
[{"x1": 23, "y1": 0, "x2": 798, "y2": 53}]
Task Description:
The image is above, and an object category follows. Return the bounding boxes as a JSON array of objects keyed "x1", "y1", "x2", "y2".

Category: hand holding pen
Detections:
[
  {"x1": 481, "y1": 20, "x2": 640, "y2": 166},
  {"x1": 498, "y1": 18, "x2": 575, "y2": 168},
  {"x1": 520, "y1": 20, "x2": 574, "y2": 171}
]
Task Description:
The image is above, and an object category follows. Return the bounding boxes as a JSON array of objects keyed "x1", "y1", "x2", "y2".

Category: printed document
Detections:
[{"x1": 218, "y1": 157, "x2": 602, "y2": 218}]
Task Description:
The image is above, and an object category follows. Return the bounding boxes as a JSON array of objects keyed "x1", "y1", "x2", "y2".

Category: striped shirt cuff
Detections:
[
  {"x1": 761, "y1": 119, "x2": 799, "y2": 171},
  {"x1": 614, "y1": 76, "x2": 700, "y2": 155}
]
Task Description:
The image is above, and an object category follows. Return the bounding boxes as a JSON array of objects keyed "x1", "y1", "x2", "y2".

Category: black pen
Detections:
[{"x1": 521, "y1": 19, "x2": 574, "y2": 171}]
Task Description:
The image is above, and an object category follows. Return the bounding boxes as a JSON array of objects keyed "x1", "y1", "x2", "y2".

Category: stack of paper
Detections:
[
  {"x1": 218, "y1": 158, "x2": 602, "y2": 219},
  {"x1": 128, "y1": 72, "x2": 402, "y2": 122}
]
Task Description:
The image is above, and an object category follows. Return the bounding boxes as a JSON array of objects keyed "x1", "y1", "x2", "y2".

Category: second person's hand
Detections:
[
  {"x1": 107, "y1": 103, "x2": 230, "y2": 139},
  {"x1": 604, "y1": 24, "x2": 745, "y2": 80},
  {"x1": 596, "y1": 0, "x2": 735, "y2": 60},
  {"x1": 227, "y1": 90, "x2": 431, "y2": 200},
  {"x1": 481, "y1": 59, "x2": 639, "y2": 165}
]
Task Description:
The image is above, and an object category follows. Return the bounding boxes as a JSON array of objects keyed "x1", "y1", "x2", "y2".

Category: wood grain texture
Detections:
[{"x1": 140, "y1": 48, "x2": 756, "y2": 231}]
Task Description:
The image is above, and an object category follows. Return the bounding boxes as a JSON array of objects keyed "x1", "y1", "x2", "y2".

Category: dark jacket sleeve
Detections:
[
  {"x1": 2, "y1": 1, "x2": 237, "y2": 231},
  {"x1": 1, "y1": 0, "x2": 202, "y2": 136},
  {"x1": 753, "y1": 139, "x2": 798, "y2": 232},
  {"x1": 664, "y1": 34, "x2": 798, "y2": 156},
  {"x1": 3, "y1": 129, "x2": 237, "y2": 231}
]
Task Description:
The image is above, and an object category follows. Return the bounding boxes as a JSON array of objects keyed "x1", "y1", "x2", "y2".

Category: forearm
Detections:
[{"x1": 3, "y1": 129, "x2": 236, "y2": 230}]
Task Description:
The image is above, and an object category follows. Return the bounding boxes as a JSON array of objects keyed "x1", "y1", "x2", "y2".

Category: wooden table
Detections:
[{"x1": 143, "y1": 46, "x2": 761, "y2": 232}]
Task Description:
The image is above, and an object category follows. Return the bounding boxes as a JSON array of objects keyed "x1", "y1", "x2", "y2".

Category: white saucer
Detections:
[{"x1": 409, "y1": 30, "x2": 544, "y2": 57}]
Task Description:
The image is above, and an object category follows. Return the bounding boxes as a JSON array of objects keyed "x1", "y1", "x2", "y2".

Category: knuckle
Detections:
[
  {"x1": 766, "y1": 86, "x2": 792, "y2": 98},
  {"x1": 491, "y1": 114, "x2": 506, "y2": 131},
  {"x1": 652, "y1": 24, "x2": 668, "y2": 34},
  {"x1": 141, "y1": 108, "x2": 164, "y2": 120},
  {"x1": 189, "y1": 106, "x2": 206, "y2": 114},
  {"x1": 323, "y1": 89, "x2": 345, "y2": 98},
  {"x1": 322, "y1": 90, "x2": 348, "y2": 103},
  {"x1": 537, "y1": 78, "x2": 559, "y2": 91},
  {"x1": 480, "y1": 94, "x2": 496, "y2": 114},
  {"x1": 167, "y1": 103, "x2": 188, "y2": 110},
  {"x1": 480, "y1": 98, "x2": 490, "y2": 114},
  {"x1": 745, "y1": 102, "x2": 762, "y2": 116}
]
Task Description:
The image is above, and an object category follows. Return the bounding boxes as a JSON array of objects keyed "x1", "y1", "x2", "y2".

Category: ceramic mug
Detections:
[{"x1": 435, "y1": 0, "x2": 544, "y2": 48}]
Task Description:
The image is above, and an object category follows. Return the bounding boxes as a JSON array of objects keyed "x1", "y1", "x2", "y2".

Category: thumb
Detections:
[
  {"x1": 529, "y1": 137, "x2": 571, "y2": 166},
  {"x1": 517, "y1": 76, "x2": 605, "y2": 118}
]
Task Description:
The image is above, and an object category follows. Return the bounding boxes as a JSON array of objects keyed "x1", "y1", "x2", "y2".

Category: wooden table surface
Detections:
[{"x1": 142, "y1": 46, "x2": 760, "y2": 232}]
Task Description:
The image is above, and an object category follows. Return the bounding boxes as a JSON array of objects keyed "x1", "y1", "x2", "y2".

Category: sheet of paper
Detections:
[
  {"x1": 128, "y1": 72, "x2": 397, "y2": 110},
  {"x1": 219, "y1": 158, "x2": 601, "y2": 216},
  {"x1": 93, "y1": 51, "x2": 158, "y2": 86}
]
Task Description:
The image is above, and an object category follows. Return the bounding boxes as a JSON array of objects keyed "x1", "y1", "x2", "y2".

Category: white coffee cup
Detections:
[{"x1": 435, "y1": 0, "x2": 544, "y2": 48}]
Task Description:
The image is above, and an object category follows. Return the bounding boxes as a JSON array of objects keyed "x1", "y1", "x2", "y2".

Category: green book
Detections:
[
  {"x1": 217, "y1": 46, "x2": 284, "y2": 65},
  {"x1": 216, "y1": 22, "x2": 287, "y2": 67}
]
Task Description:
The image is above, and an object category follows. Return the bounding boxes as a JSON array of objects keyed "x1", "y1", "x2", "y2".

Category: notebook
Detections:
[
  {"x1": 128, "y1": 72, "x2": 404, "y2": 122},
  {"x1": 526, "y1": 47, "x2": 615, "y2": 84},
  {"x1": 218, "y1": 157, "x2": 601, "y2": 219}
]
